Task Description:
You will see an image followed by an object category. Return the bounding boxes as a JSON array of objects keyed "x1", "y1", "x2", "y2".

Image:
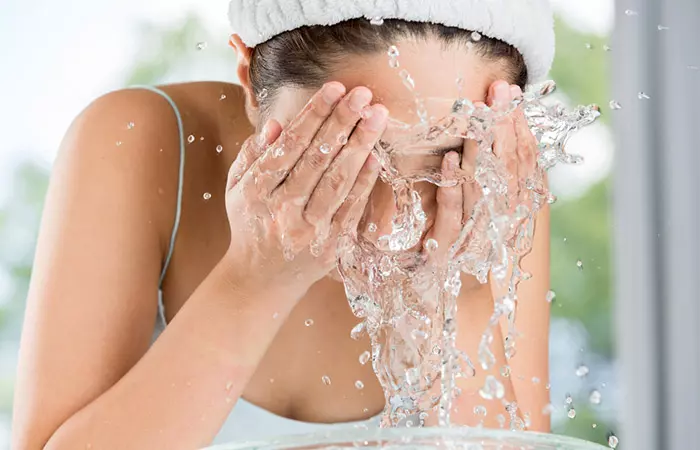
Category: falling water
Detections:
[{"x1": 331, "y1": 52, "x2": 600, "y2": 427}]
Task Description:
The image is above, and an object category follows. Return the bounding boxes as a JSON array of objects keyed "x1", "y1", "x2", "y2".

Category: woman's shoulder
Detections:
[
  {"x1": 82, "y1": 81, "x2": 251, "y2": 144},
  {"x1": 54, "y1": 81, "x2": 252, "y2": 254}
]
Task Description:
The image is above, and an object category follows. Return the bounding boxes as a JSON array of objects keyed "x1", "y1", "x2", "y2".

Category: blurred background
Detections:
[{"x1": 0, "y1": 0, "x2": 620, "y2": 447}]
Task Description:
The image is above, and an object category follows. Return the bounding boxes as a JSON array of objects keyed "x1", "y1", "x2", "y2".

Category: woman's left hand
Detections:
[{"x1": 422, "y1": 79, "x2": 538, "y2": 267}]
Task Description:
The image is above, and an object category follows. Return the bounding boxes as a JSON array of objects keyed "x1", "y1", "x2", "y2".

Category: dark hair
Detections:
[{"x1": 249, "y1": 19, "x2": 528, "y2": 117}]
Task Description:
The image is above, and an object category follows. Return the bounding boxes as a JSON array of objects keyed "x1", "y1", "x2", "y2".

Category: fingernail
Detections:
[
  {"x1": 495, "y1": 81, "x2": 510, "y2": 101},
  {"x1": 257, "y1": 122, "x2": 270, "y2": 145},
  {"x1": 446, "y1": 151, "x2": 459, "y2": 170},
  {"x1": 349, "y1": 88, "x2": 373, "y2": 113},
  {"x1": 511, "y1": 85, "x2": 523, "y2": 99},
  {"x1": 362, "y1": 106, "x2": 388, "y2": 131},
  {"x1": 322, "y1": 82, "x2": 346, "y2": 105}
]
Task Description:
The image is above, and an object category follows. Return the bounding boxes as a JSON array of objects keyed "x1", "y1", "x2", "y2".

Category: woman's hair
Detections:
[{"x1": 249, "y1": 19, "x2": 528, "y2": 116}]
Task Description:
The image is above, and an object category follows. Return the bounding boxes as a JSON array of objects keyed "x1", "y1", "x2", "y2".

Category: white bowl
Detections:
[{"x1": 205, "y1": 427, "x2": 609, "y2": 450}]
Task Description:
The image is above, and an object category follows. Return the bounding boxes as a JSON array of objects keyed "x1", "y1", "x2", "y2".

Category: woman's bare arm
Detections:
[
  {"x1": 11, "y1": 90, "x2": 300, "y2": 449},
  {"x1": 494, "y1": 205, "x2": 552, "y2": 432}
]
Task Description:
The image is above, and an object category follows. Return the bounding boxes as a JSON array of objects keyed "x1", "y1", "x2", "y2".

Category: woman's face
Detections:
[{"x1": 263, "y1": 38, "x2": 511, "y2": 244}]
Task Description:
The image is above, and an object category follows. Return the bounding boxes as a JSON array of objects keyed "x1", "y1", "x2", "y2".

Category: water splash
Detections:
[{"x1": 332, "y1": 75, "x2": 600, "y2": 427}]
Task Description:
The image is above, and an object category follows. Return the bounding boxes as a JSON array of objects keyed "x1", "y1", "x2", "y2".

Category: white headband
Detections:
[{"x1": 228, "y1": 0, "x2": 555, "y2": 82}]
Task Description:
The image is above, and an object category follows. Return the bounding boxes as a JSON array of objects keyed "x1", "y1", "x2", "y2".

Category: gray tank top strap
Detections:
[{"x1": 128, "y1": 85, "x2": 186, "y2": 290}]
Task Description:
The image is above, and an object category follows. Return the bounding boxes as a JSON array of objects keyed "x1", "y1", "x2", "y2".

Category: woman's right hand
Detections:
[{"x1": 223, "y1": 82, "x2": 388, "y2": 295}]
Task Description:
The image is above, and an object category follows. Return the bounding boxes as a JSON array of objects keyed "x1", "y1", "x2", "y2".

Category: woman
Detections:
[{"x1": 12, "y1": 0, "x2": 554, "y2": 448}]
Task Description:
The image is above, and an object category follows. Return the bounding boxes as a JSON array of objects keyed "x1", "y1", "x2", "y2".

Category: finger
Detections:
[
  {"x1": 423, "y1": 152, "x2": 463, "y2": 263},
  {"x1": 332, "y1": 153, "x2": 382, "y2": 234},
  {"x1": 512, "y1": 102, "x2": 538, "y2": 179},
  {"x1": 488, "y1": 81, "x2": 517, "y2": 160},
  {"x1": 461, "y1": 139, "x2": 481, "y2": 220},
  {"x1": 487, "y1": 80, "x2": 512, "y2": 112},
  {"x1": 277, "y1": 87, "x2": 374, "y2": 202},
  {"x1": 488, "y1": 82, "x2": 520, "y2": 206},
  {"x1": 304, "y1": 104, "x2": 388, "y2": 226},
  {"x1": 251, "y1": 82, "x2": 347, "y2": 195},
  {"x1": 227, "y1": 120, "x2": 282, "y2": 191}
]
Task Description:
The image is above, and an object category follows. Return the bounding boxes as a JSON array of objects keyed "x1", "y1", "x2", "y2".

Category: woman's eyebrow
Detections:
[{"x1": 432, "y1": 144, "x2": 464, "y2": 154}]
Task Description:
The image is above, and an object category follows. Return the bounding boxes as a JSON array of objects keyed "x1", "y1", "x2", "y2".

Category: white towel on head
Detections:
[{"x1": 229, "y1": 0, "x2": 555, "y2": 82}]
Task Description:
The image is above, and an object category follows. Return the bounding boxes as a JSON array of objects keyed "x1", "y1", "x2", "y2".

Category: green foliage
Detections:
[
  {"x1": 550, "y1": 180, "x2": 614, "y2": 357},
  {"x1": 126, "y1": 12, "x2": 208, "y2": 86},
  {"x1": 554, "y1": 404, "x2": 617, "y2": 447},
  {"x1": 549, "y1": 18, "x2": 611, "y2": 122}
]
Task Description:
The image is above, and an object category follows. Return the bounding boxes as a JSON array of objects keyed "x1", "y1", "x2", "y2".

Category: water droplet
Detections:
[
  {"x1": 501, "y1": 365, "x2": 511, "y2": 377},
  {"x1": 657, "y1": 25, "x2": 670, "y2": 31},
  {"x1": 272, "y1": 145, "x2": 285, "y2": 158},
  {"x1": 608, "y1": 434, "x2": 619, "y2": 448},
  {"x1": 283, "y1": 246, "x2": 295, "y2": 261},
  {"x1": 399, "y1": 70, "x2": 415, "y2": 90},
  {"x1": 424, "y1": 238, "x2": 438, "y2": 252},
  {"x1": 216, "y1": 145, "x2": 224, "y2": 154},
  {"x1": 575, "y1": 364, "x2": 590, "y2": 377},
  {"x1": 576, "y1": 259, "x2": 584, "y2": 270},
  {"x1": 568, "y1": 408, "x2": 577, "y2": 419},
  {"x1": 196, "y1": 41, "x2": 207, "y2": 50},
  {"x1": 127, "y1": 122, "x2": 135, "y2": 130},
  {"x1": 471, "y1": 31, "x2": 482, "y2": 42},
  {"x1": 532, "y1": 377, "x2": 540, "y2": 384},
  {"x1": 321, "y1": 375, "x2": 332, "y2": 385},
  {"x1": 188, "y1": 135, "x2": 196, "y2": 143},
  {"x1": 359, "y1": 351, "x2": 371, "y2": 365},
  {"x1": 589, "y1": 389, "x2": 602, "y2": 404},
  {"x1": 304, "y1": 318, "x2": 314, "y2": 327},
  {"x1": 378, "y1": 255, "x2": 393, "y2": 276},
  {"x1": 625, "y1": 9, "x2": 639, "y2": 16},
  {"x1": 338, "y1": 135, "x2": 349, "y2": 145},
  {"x1": 368, "y1": 223, "x2": 378, "y2": 233},
  {"x1": 200, "y1": 136, "x2": 205, "y2": 141},
  {"x1": 478, "y1": 375, "x2": 505, "y2": 400},
  {"x1": 542, "y1": 403, "x2": 555, "y2": 415},
  {"x1": 638, "y1": 92, "x2": 651, "y2": 100},
  {"x1": 225, "y1": 381, "x2": 233, "y2": 390},
  {"x1": 203, "y1": 192, "x2": 212, "y2": 200},
  {"x1": 355, "y1": 380, "x2": 365, "y2": 389},
  {"x1": 389, "y1": 58, "x2": 400, "y2": 69},
  {"x1": 603, "y1": 45, "x2": 612, "y2": 52},
  {"x1": 592, "y1": 423, "x2": 598, "y2": 428},
  {"x1": 609, "y1": 100, "x2": 623, "y2": 110},
  {"x1": 350, "y1": 322, "x2": 365, "y2": 340},
  {"x1": 496, "y1": 414, "x2": 506, "y2": 428},
  {"x1": 387, "y1": 45, "x2": 400, "y2": 58},
  {"x1": 258, "y1": 88, "x2": 269, "y2": 100},
  {"x1": 220, "y1": 94, "x2": 227, "y2": 100},
  {"x1": 116, "y1": 141, "x2": 122, "y2": 147},
  {"x1": 546, "y1": 290, "x2": 556, "y2": 303},
  {"x1": 474, "y1": 405, "x2": 487, "y2": 416},
  {"x1": 565, "y1": 394, "x2": 574, "y2": 404},
  {"x1": 370, "y1": 17, "x2": 384, "y2": 26},
  {"x1": 320, "y1": 143, "x2": 332, "y2": 154},
  {"x1": 585, "y1": 43, "x2": 593, "y2": 50}
]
